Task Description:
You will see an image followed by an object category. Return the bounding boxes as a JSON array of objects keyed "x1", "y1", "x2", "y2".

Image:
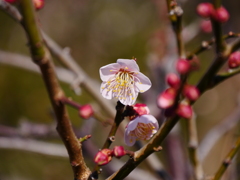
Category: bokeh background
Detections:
[{"x1": 0, "y1": 0, "x2": 240, "y2": 179}]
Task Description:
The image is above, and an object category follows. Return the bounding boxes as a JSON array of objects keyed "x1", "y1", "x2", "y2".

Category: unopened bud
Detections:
[
  {"x1": 157, "y1": 88, "x2": 176, "y2": 109},
  {"x1": 94, "y1": 149, "x2": 112, "y2": 166},
  {"x1": 176, "y1": 59, "x2": 191, "y2": 75},
  {"x1": 79, "y1": 104, "x2": 94, "y2": 119},
  {"x1": 196, "y1": 3, "x2": 214, "y2": 18},
  {"x1": 166, "y1": 73, "x2": 180, "y2": 88},
  {"x1": 228, "y1": 51, "x2": 240, "y2": 69},
  {"x1": 200, "y1": 20, "x2": 212, "y2": 33},
  {"x1": 183, "y1": 85, "x2": 200, "y2": 101},
  {"x1": 112, "y1": 146, "x2": 126, "y2": 158},
  {"x1": 33, "y1": 0, "x2": 44, "y2": 10},
  {"x1": 213, "y1": 6, "x2": 229, "y2": 23},
  {"x1": 177, "y1": 103, "x2": 193, "y2": 119},
  {"x1": 133, "y1": 103, "x2": 150, "y2": 116}
]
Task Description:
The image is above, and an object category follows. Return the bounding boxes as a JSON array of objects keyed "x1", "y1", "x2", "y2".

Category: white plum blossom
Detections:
[
  {"x1": 99, "y1": 59, "x2": 152, "y2": 105},
  {"x1": 124, "y1": 115, "x2": 159, "y2": 146}
]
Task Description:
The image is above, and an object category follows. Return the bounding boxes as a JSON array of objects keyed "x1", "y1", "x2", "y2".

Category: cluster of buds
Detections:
[
  {"x1": 4, "y1": 0, "x2": 44, "y2": 10},
  {"x1": 157, "y1": 59, "x2": 200, "y2": 119},
  {"x1": 94, "y1": 146, "x2": 127, "y2": 166},
  {"x1": 197, "y1": 2, "x2": 229, "y2": 23},
  {"x1": 228, "y1": 51, "x2": 240, "y2": 69}
]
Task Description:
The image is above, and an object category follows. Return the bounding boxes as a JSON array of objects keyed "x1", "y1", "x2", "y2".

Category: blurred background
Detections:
[{"x1": 0, "y1": 0, "x2": 240, "y2": 179}]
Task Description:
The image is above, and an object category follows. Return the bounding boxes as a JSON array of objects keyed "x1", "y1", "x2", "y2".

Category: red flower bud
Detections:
[
  {"x1": 33, "y1": 0, "x2": 44, "y2": 10},
  {"x1": 166, "y1": 73, "x2": 180, "y2": 88},
  {"x1": 228, "y1": 51, "x2": 240, "y2": 69},
  {"x1": 133, "y1": 103, "x2": 150, "y2": 116},
  {"x1": 200, "y1": 20, "x2": 212, "y2": 33},
  {"x1": 177, "y1": 103, "x2": 193, "y2": 119},
  {"x1": 196, "y1": 3, "x2": 214, "y2": 18},
  {"x1": 183, "y1": 85, "x2": 200, "y2": 101},
  {"x1": 112, "y1": 146, "x2": 126, "y2": 158},
  {"x1": 212, "y1": 6, "x2": 229, "y2": 23},
  {"x1": 176, "y1": 59, "x2": 191, "y2": 75},
  {"x1": 79, "y1": 104, "x2": 94, "y2": 119},
  {"x1": 94, "y1": 149, "x2": 112, "y2": 166},
  {"x1": 157, "y1": 88, "x2": 176, "y2": 109}
]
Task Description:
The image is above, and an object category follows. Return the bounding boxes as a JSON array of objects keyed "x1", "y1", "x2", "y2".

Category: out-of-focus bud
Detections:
[
  {"x1": 4, "y1": 0, "x2": 18, "y2": 3},
  {"x1": 176, "y1": 59, "x2": 191, "y2": 75},
  {"x1": 183, "y1": 85, "x2": 200, "y2": 101},
  {"x1": 213, "y1": 6, "x2": 229, "y2": 23},
  {"x1": 94, "y1": 149, "x2": 112, "y2": 166},
  {"x1": 78, "y1": 104, "x2": 94, "y2": 119},
  {"x1": 133, "y1": 103, "x2": 150, "y2": 116},
  {"x1": 228, "y1": 51, "x2": 240, "y2": 69},
  {"x1": 200, "y1": 20, "x2": 212, "y2": 33},
  {"x1": 176, "y1": 103, "x2": 193, "y2": 119},
  {"x1": 157, "y1": 88, "x2": 176, "y2": 109},
  {"x1": 112, "y1": 146, "x2": 126, "y2": 158},
  {"x1": 166, "y1": 73, "x2": 180, "y2": 88},
  {"x1": 196, "y1": 3, "x2": 214, "y2": 18},
  {"x1": 33, "y1": 0, "x2": 44, "y2": 10}
]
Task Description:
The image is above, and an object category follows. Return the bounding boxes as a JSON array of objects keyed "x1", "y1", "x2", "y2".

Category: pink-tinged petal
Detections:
[
  {"x1": 127, "y1": 118, "x2": 140, "y2": 131},
  {"x1": 117, "y1": 59, "x2": 140, "y2": 71},
  {"x1": 124, "y1": 131, "x2": 137, "y2": 146},
  {"x1": 99, "y1": 63, "x2": 120, "y2": 81},
  {"x1": 100, "y1": 82, "x2": 113, "y2": 99},
  {"x1": 134, "y1": 72, "x2": 152, "y2": 93}
]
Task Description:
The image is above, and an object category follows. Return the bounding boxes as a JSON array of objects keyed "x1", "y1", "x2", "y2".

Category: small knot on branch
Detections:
[
  {"x1": 71, "y1": 161, "x2": 79, "y2": 167},
  {"x1": 223, "y1": 158, "x2": 231, "y2": 166},
  {"x1": 109, "y1": 136, "x2": 115, "y2": 142},
  {"x1": 153, "y1": 146, "x2": 163, "y2": 152},
  {"x1": 79, "y1": 135, "x2": 92, "y2": 143}
]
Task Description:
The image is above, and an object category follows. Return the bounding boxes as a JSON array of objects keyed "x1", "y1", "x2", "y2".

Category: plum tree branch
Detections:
[{"x1": 18, "y1": 0, "x2": 90, "y2": 179}]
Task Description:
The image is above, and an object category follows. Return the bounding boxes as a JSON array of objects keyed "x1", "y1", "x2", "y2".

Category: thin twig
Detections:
[{"x1": 213, "y1": 137, "x2": 240, "y2": 180}]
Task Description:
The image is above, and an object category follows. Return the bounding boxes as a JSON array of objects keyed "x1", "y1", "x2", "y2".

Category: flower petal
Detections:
[
  {"x1": 126, "y1": 118, "x2": 140, "y2": 131},
  {"x1": 134, "y1": 72, "x2": 152, "y2": 93},
  {"x1": 100, "y1": 82, "x2": 113, "y2": 99},
  {"x1": 137, "y1": 115, "x2": 159, "y2": 129},
  {"x1": 117, "y1": 59, "x2": 140, "y2": 71},
  {"x1": 99, "y1": 63, "x2": 120, "y2": 81},
  {"x1": 124, "y1": 131, "x2": 137, "y2": 146}
]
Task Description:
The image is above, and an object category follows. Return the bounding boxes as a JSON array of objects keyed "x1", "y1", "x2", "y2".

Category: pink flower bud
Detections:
[
  {"x1": 166, "y1": 73, "x2": 180, "y2": 88},
  {"x1": 176, "y1": 59, "x2": 191, "y2": 75},
  {"x1": 200, "y1": 20, "x2": 212, "y2": 33},
  {"x1": 79, "y1": 104, "x2": 94, "y2": 119},
  {"x1": 176, "y1": 103, "x2": 193, "y2": 119},
  {"x1": 183, "y1": 85, "x2": 200, "y2": 101},
  {"x1": 4, "y1": 0, "x2": 18, "y2": 3},
  {"x1": 196, "y1": 3, "x2": 214, "y2": 18},
  {"x1": 213, "y1": 6, "x2": 229, "y2": 23},
  {"x1": 228, "y1": 51, "x2": 240, "y2": 69},
  {"x1": 33, "y1": 0, "x2": 44, "y2": 10},
  {"x1": 112, "y1": 146, "x2": 126, "y2": 158},
  {"x1": 157, "y1": 88, "x2": 176, "y2": 109},
  {"x1": 133, "y1": 103, "x2": 150, "y2": 116},
  {"x1": 94, "y1": 149, "x2": 112, "y2": 166}
]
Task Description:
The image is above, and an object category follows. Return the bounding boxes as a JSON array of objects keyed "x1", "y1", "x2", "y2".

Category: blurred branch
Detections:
[
  {"x1": 199, "y1": 102, "x2": 240, "y2": 161},
  {"x1": 0, "y1": 0, "x2": 22, "y2": 21},
  {"x1": 213, "y1": 137, "x2": 240, "y2": 180},
  {"x1": 18, "y1": 0, "x2": 90, "y2": 179},
  {"x1": 187, "y1": 114, "x2": 203, "y2": 180}
]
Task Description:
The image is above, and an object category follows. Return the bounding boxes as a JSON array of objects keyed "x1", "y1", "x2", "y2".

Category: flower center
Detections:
[
  {"x1": 106, "y1": 68, "x2": 139, "y2": 100},
  {"x1": 134, "y1": 122, "x2": 156, "y2": 140}
]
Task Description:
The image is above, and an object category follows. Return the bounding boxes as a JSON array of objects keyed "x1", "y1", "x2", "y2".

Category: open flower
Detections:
[
  {"x1": 124, "y1": 114, "x2": 159, "y2": 146},
  {"x1": 99, "y1": 59, "x2": 152, "y2": 105}
]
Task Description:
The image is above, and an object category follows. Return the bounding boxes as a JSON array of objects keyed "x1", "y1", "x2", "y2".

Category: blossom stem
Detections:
[{"x1": 89, "y1": 101, "x2": 125, "y2": 179}]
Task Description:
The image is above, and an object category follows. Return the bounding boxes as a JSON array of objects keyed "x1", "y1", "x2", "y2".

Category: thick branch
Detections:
[{"x1": 18, "y1": 0, "x2": 90, "y2": 179}]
